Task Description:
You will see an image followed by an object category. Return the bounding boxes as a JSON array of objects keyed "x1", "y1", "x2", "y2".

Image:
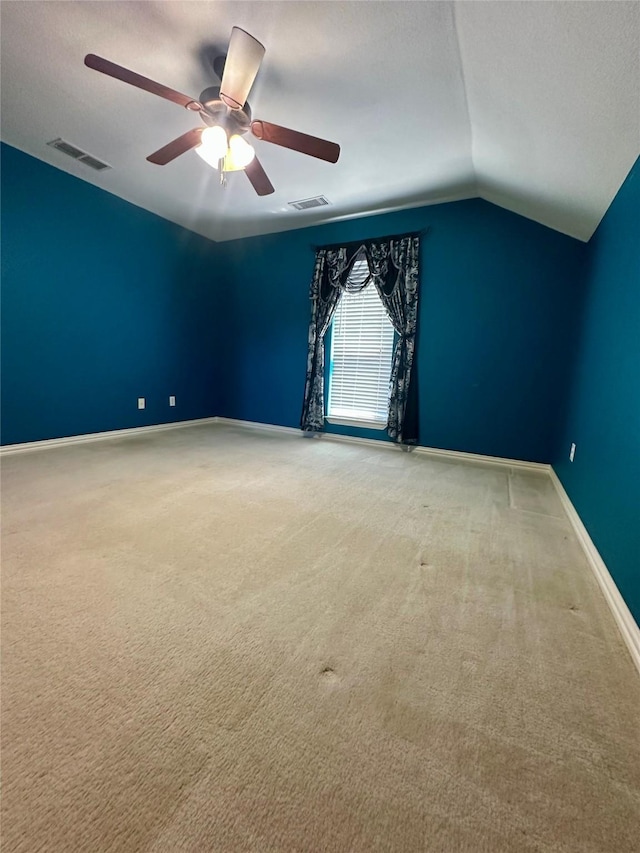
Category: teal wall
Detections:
[
  {"x1": 218, "y1": 200, "x2": 587, "y2": 463},
  {"x1": 554, "y1": 158, "x2": 640, "y2": 624},
  {"x1": 1, "y1": 143, "x2": 223, "y2": 444}
]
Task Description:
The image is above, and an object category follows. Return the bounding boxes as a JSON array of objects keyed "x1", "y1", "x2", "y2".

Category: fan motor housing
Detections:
[{"x1": 198, "y1": 86, "x2": 251, "y2": 135}]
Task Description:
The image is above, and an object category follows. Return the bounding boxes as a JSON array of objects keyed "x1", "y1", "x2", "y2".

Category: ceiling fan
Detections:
[{"x1": 84, "y1": 27, "x2": 340, "y2": 196}]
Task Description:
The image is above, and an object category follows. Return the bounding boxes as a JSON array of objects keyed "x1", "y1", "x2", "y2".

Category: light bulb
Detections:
[
  {"x1": 195, "y1": 126, "x2": 228, "y2": 168},
  {"x1": 228, "y1": 135, "x2": 255, "y2": 169}
]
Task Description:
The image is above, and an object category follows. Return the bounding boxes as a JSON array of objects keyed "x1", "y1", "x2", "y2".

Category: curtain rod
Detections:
[{"x1": 310, "y1": 227, "x2": 429, "y2": 253}]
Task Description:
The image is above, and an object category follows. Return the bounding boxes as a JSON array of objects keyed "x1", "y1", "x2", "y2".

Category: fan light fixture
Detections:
[
  {"x1": 85, "y1": 26, "x2": 341, "y2": 197},
  {"x1": 195, "y1": 127, "x2": 255, "y2": 173},
  {"x1": 196, "y1": 126, "x2": 227, "y2": 164}
]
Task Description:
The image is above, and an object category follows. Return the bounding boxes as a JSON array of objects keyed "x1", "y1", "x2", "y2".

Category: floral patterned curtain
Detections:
[
  {"x1": 300, "y1": 233, "x2": 421, "y2": 443},
  {"x1": 367, "y1": 235, "x2": 420, "y2": 443},
  {"x1": 299, "y1": 248, "x2": 352, "y2": 431}
]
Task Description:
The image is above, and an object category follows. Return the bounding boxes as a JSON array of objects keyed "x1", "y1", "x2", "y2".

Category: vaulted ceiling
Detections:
[{"x1": 1, "y1": 1, "x2": 638, "y2": 243}]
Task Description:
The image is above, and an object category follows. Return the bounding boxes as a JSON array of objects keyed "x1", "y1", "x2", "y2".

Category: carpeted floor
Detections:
[{"x1": 1, "y1": 423, "x2": 639, "y2": 852}]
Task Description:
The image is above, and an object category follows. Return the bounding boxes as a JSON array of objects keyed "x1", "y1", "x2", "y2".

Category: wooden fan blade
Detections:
[
  {"x1": 147, "y1": 128, "x2": 204, "y2": 165},
  {"x1": 251, "y1": 120, "x2": 340, "y2": 163},
  {"x1": 220, "y1": 28, "x2": 265, "y2": 110},
  {"x1": 84, "y1": 54, "x2": 203, "y2": 111},
  {"x1": 244, "y1": 156, "x2": 274, "y2": 196}
]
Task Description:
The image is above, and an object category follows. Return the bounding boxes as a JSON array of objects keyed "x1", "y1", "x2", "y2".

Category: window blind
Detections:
[{"x1": 327, "y1": 258, "x2": 395, "y2": 424}]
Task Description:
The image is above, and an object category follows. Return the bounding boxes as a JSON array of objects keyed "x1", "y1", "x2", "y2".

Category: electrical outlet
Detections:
[
  {"x1": 169, "y1": 396, "x2": 176, "y2": 407},
  {"x1": 569, "y1": 442, "x2": 576, "y2": 462},
  {"x1": 138, "y1": 397, "x2": 145, "y2": 410}
]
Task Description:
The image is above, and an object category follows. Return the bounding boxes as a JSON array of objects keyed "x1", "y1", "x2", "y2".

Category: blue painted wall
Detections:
[
  {"x1": 554, "y1": 158, "x2": 640, "y2": 624},
  {"x1": 1, "y1": 143, "x2": 223, "y2": 444},
  {"x1": 218, "y1": 199, "x2": 587, "y2": 463}
]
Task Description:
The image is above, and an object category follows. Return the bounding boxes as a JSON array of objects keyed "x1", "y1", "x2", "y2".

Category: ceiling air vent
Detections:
[
  {"x1": 288, "y1": 195, "x2": 330, "y2": 211},
  {"x1": 47, "y1": 138, "x2": 111, "y2": 171}
]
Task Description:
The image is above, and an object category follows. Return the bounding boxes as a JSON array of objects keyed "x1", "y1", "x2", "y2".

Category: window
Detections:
[{"x1": 327, "y1": 255, "x2": 395, "y2": 428}]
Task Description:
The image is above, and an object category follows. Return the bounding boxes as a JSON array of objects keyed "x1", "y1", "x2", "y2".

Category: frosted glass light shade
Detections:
[
  {"x1": 195, "y1": 126, "x2": 228, "y2": 168},
  {"x1": 228, "y1": 135, "x2": 255, "y2": 168}
]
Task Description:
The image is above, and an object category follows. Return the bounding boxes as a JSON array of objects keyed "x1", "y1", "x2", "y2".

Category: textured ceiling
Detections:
[{"x1": 1, "y1": 1, "x2": 638, "y2": 242}]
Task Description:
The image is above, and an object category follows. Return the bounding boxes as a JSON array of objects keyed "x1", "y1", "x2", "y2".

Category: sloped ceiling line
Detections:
[{"x1": 451, "y1": 0, "x2": 479, "y2": 200}]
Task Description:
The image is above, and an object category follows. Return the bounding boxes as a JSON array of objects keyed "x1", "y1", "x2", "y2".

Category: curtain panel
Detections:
[{"x1": 300, "y1": 233, "x2": 421, "y2": 443}]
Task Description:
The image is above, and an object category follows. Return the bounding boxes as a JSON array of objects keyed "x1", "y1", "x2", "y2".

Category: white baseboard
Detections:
[
  {"x1": 2, "y1": 414, "x2": 549, "y2": 474},
  {"x1": 214, "y1": 416, "x2": 549, "y2": 472},
  {"x1": 0, "y1": 417, "x2": 218, "y2": 456},
  {"x1": 411, "y1": 444, "x2": 549, "y2": 472},
  {"x1": 212, "y1": 416, "x2": 301, "y2": 437},
  {"x1": 549, "y1": 468, "x2": 640, "y2": 676}
]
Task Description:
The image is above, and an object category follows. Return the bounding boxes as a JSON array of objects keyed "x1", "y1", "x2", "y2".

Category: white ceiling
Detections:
[{"x1": 1, "y1": 1, "x2": 638, "y2": 243}]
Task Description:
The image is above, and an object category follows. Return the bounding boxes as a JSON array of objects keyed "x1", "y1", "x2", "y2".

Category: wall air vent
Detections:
[
  {"x1": 288, "y1": 195, "x2": 330, "y2": 211},
  {"x1": 47, "y1": 138, "x2": 111, "y2": 171}
]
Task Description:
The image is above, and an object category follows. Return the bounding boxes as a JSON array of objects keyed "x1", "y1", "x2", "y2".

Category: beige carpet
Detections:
[{"x1": 2, "y1": 423, "x2": 639, "y2": 852}]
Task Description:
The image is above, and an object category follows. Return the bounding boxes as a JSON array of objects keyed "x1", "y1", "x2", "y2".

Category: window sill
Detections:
[{"x1": 325, "y1": 417, "x2": 387, "y2": 431}]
